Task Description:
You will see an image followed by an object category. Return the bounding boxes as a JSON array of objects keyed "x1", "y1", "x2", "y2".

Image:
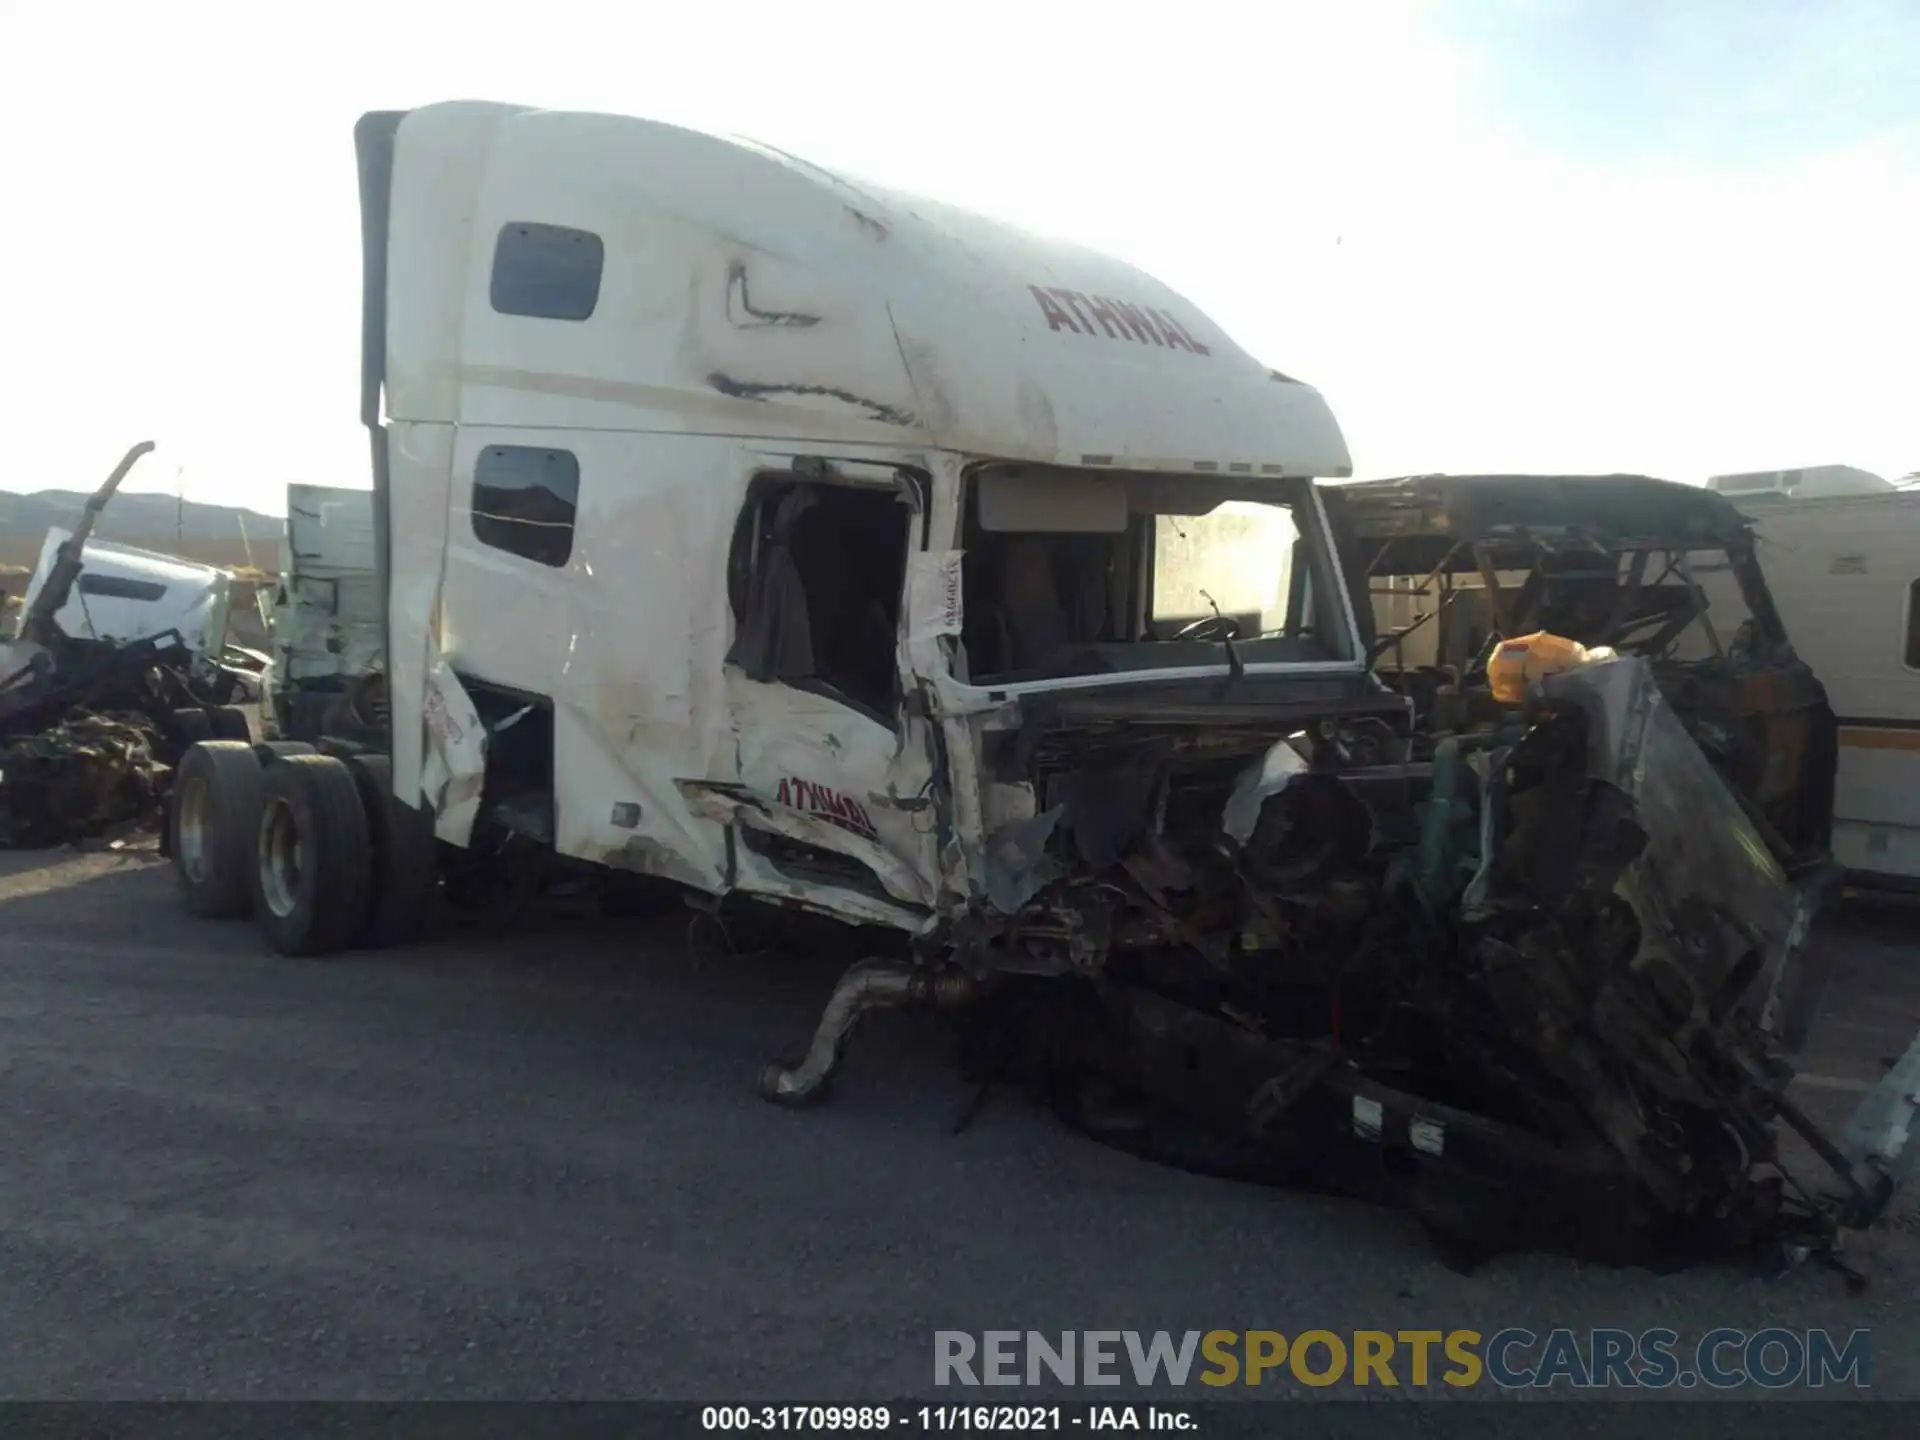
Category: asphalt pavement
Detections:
[{"x1": 0, "y1": 845, "x2": 1915, "y2": 1399}]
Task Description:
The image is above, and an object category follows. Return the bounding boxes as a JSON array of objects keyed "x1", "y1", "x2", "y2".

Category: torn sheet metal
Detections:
[
  {"x1": 903, "y1": 548, "x2": 964, "y2": 675},
  {"x1": 1539, "y1": 656, "x2": 1812, "y2": 1036},
  {"x1": 857, "y1": 653, "x2": 1906, "y2": 1269},
  {"x1": 1221, "y1": 738, "x2": 1310, "y2": 845},
  {"x1": 680, "y1": 786, "x2": 936, "y2": 931},
  {"x1": 419, "y1": 642, "x2": 486, "y2": 847},
  {"x1": 679, "y1": 779, "x2": 937, "y2": 917},
  {"x1": 722, "y1": 674, "x2": 943, "y2": 911},
  {"x1": 1837, "y1": 1029, "x2": 1920, "y2": 1220},
  {"x1": 982, "y1": 804, "x2": 1065, "y2": 913}
]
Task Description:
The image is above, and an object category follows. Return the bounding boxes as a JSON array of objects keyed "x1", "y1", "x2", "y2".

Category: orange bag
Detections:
[{"x1": 1486, "y1": 632, "x2": 1612, "y2": 705}]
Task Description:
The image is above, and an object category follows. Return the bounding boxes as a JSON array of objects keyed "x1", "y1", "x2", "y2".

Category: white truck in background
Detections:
[
  {"x1": 17, "y1": 529, "x2": 233, "y2": 660},
  {"x1": 6, "y1": 526, "x2": 270, "y2": 703},
  {"x1": 262, "y1": 483, "x2": 381, "y2": 741},
  {"x1": 1701, "y1": 466, "x2": 1920, "y2": 889}
]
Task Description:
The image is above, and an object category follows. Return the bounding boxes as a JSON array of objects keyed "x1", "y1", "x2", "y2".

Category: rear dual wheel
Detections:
[
  {"x1": 172, "y1": 741, "x2": 266, "y2": 918},
  {"x1": 251, "y1": 754, "x2": 375, "y2": 955},
  {"x1": 169, "y1": 742, "x2": 438, "y2": 953},
  {"x1": 345, "y1": 753, "x2": 440, "y2": 948}
]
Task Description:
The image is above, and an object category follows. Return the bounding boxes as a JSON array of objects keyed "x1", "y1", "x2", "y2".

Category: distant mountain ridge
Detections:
[{"x1": 0, "y1": 490, "x2": 284, "y2": 574}]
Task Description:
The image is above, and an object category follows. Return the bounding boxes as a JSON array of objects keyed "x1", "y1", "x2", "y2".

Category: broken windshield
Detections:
[{"x1": 959, "y1": 465, "x2": 1353, "y2": 685}]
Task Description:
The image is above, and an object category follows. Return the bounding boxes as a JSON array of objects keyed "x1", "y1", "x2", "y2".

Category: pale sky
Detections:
[{"x1": 3, "y1": 0, "x2": 1914, "y2": 514}]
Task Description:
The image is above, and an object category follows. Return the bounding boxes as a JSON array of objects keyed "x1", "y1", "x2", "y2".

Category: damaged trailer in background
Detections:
[
  {"x1": 158, "y1": 100, "x2": 1920, "y2": 1278},
  {"x1": 1331, "y1": 473, "x2": 1839, "y2": 876}
]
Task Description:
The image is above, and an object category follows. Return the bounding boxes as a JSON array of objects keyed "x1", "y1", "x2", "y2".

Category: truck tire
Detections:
[
  {"x1": 171, "y1": 741, "x2": 265, "y2": 919},
  {"x1": 210, "y1": 706, "x2": 252, "y2": 741},
  {"x1": 250, "y1": 754, "x2": 374, "y2": 956},
  {"x1": 344, "y1": 753, "x2": 439, "y2": 948}
]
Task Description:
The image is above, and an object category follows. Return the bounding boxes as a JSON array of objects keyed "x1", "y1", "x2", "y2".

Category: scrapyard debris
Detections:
[
  {"x1": 774, "y1": 652, "x2": 1899, "y2": 1278},
  {"x1": 0, "y1": 633, "x2": 248, "y2": 849},
  {"x1": 0, "y1": 710, "x2": 169, "y2": 848},
  {"x1": 0, "y1": 442, "x2": 251, "y2": 846}
]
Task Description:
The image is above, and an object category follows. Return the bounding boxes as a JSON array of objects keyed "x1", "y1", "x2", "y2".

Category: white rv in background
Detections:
[{"x1": 1706, "y1": 466, "x2": 1920, "y2": 888}]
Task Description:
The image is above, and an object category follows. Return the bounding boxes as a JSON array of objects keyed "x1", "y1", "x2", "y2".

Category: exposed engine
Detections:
[{"x1": 766, "y1": 657, "x2": 1918, "y2": 1274}]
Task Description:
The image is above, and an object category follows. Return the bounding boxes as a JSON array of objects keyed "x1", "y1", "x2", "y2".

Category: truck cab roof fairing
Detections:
[{"x1": 371, "y1": 101, "x2": 1351, "y2": 478}]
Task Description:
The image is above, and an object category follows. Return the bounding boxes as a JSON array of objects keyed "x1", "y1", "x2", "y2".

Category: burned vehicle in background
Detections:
[{"x1": 1332, "y1": 473, "x2": 1838, "y2": 874}]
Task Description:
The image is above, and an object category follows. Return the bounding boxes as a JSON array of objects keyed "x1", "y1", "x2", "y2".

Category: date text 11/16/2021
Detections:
[{"x1": 701, "y1": 1406, "x2": 1193, "y2": 1431}]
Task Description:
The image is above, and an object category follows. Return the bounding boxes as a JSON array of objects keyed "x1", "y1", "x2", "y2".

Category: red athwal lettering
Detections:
[
  {"x1": 1027, "y1": 284, "x2": 1211, "y2": 355},
  {"x1": 773, "y1": 777, "x2": 878, "y2": 840}
]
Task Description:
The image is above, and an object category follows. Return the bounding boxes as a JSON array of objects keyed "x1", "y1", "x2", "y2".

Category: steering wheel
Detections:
[{"x1": 1173, "y1": 613, "x2": 1243, "y2": 643}]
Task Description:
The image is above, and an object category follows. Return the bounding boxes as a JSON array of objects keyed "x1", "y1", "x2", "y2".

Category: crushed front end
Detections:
[
  {"x1": 772, "y1": 656, "x2": 1912, "y2": 1272},
  {"x1": 760, "y1": 465, "x2": 1908, "y2": 1273}
]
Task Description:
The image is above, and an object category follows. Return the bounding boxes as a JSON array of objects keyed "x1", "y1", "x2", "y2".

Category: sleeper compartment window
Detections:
[
  {"x1": 472, "y1": 447, "x2": 579, "y2": 568},
  {"x1": 490, "y1": 222, "x2": 604, "y2": 320}
]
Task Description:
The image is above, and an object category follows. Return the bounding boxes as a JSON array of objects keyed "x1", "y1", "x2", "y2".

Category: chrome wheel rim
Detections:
[
  {"x1": 258, "y1": 796, "x2": 303, "y2": 919},
  {"x1": 177, "y1": 775, "x2": 210, "y2": 884}
]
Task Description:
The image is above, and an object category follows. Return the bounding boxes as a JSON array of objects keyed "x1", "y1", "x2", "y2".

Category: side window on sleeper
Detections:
[
  {"x1": 472, "y1": 446, "x2": 579, "y2": 568},
  {"x1": 490, "y1": 222, "x2": 604, "y2": 320}
]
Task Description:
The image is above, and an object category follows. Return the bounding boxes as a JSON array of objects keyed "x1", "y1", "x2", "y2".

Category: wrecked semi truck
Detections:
[
  {"x1": 1, "y1": 442, "x2": 255, "y2": 846},
  {"x1": 164, "y1": 101, "x2": 1920, "y2": 1270}
]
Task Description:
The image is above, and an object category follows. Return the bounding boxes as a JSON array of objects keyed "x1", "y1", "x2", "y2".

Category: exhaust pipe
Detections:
[{"x1": 761, "y1": 960, "x2": 980, "y2": 1106}]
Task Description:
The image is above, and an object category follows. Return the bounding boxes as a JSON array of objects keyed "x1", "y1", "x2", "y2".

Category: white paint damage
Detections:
[
  {"x1": 1221, "y1": 739, "x2": 1311, "y2": 845},
  {"x1": 381, "y1": 102, "x2": 1351, "y2": 478},
  {"x1": 723, "y1": 672, "x2": 940, "y2": 912},
  {"x1": 419, "y1": 639, "x2": 487, "y2": 846}
]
